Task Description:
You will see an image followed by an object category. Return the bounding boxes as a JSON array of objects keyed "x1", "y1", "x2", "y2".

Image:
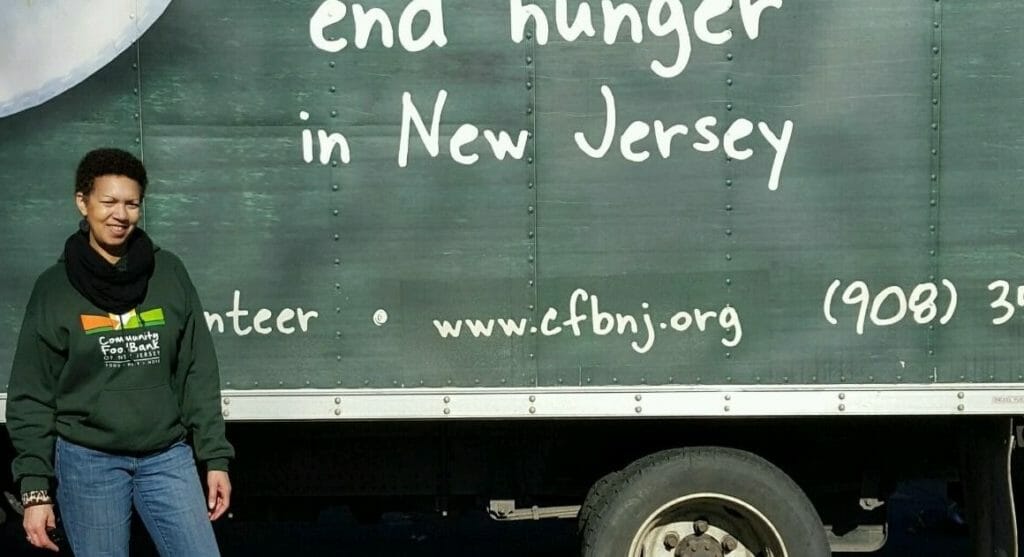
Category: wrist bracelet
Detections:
[{"x1": 21, "y1": 490, "x2": 53, "y2": 507}]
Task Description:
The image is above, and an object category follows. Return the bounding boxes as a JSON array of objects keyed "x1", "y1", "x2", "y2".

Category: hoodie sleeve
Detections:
[
  {"x1": 7, "y1": 281, "x2": 66, "y2": 494},
  {"x1": 175, "y1": 260, "x2": 235, "y2": 471}
]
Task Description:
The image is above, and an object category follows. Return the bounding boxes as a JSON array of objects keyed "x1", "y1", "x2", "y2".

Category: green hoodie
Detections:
[{"x1": 7, "y1": 248, "x2": 234, "y2": 494}]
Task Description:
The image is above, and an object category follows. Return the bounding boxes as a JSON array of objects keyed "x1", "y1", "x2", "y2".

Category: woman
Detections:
[{"x1": 6, "y1": 148, "x2": 234, "y2": 555}]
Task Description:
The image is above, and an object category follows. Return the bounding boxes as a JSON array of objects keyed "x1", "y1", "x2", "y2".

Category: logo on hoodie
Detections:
[
  {"x1": 81, "y1": 309, "x2": 165, "y2": 368},
  {"x1": 80, "y1": 308, "x2": 165, "y2": 335}
]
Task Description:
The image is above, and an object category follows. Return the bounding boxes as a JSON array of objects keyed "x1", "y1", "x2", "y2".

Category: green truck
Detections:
[{"x1": 1, "y1": 0, "x2": 1021, "y2": 554}]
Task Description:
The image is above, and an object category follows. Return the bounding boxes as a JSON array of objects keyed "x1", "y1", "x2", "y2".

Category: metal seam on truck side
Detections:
[
  {"x1": 328, "y1": 52, "x2": 343, "y2": 390},
  {"x1": 723, "y1": 49, "x2": 736, "y2": 377},
  {"x1": 928, "y1": 0, "x2": 944, "y2": 383},
  {"x1": 525, "y1": 25, "x2": 539, "y2": 388}
]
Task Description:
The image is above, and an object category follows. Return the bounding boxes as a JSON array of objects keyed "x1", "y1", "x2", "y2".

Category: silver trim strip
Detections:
[{"x1": 4, "y1": 383, "x2": 1021, "y2": 422}]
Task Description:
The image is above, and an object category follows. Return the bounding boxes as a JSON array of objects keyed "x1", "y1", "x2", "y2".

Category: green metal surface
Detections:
[{"x1": 1, "y1": 1, "x2": 1022, "y2": 391}]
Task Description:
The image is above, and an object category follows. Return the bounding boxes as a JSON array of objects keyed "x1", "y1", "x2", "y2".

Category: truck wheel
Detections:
[
  {"x1": 577, "y1": 469, "x2": 622, "y2": 535},
  {"x1": 581, "y1": 447, "x2": 829, "y2": 557}
]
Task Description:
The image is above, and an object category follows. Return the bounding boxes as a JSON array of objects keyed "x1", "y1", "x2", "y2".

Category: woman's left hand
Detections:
[{"x1": 206, "y1": 470, "x2": 232, "y2": 521}]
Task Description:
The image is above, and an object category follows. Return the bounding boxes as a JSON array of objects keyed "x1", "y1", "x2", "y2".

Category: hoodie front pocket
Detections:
[{"x1": 87, "y1": 384, "x2": 181, "y2": 449}]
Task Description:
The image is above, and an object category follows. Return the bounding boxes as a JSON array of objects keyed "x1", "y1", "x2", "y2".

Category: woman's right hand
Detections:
[{"x1": 23, "y1": 504, "x2": 60, "y2": 552}]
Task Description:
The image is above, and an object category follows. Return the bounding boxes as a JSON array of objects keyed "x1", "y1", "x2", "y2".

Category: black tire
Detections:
[
  {"x1": 577, "y1": 450, "x2": 691, "y2": 537},
  {"x1": 577, "y1": 469, "x2": 622, "y2": 535},
  {"x1": 581, "y1": 446, "x2": 830, "y2": 557}
]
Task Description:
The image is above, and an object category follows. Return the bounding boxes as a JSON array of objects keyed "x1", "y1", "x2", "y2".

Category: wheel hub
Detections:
[
  {"x1": 661, "y1": 520, "x2": 743, "y2": 557},
  {"x1": 631, "y1": 493, "x2": 782, "y2": 557},
  {"x1": 676, "y1": 533, "x2": 724, "y2": 557}
]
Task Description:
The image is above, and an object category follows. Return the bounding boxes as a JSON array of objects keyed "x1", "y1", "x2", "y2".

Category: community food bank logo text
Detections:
[{"x1": 81, "y1": 308, "x2": 165, "y2": 368}]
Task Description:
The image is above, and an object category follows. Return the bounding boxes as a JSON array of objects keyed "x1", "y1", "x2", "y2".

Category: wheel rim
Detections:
[{"x1": 628, "y1": 492, "x2": 788, "y2": 557}]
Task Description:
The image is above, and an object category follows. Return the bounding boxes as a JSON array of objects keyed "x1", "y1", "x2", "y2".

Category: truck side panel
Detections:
[{"x1": 0, "y1": 1, "x2": 1022, "y2": 400}]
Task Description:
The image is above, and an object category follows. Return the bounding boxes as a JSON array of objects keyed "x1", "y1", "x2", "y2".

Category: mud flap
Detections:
[{"x1": 959, "y1": 417, "x2": 1017, "y2": 557}]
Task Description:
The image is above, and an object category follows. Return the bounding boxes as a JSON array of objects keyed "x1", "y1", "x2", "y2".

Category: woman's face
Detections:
[{"x1": 75, "y1": 174, "x2": 143, "y2": 263}]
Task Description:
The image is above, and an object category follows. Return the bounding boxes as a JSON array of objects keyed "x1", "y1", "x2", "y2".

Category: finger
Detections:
[
  {"x1": 40, "y1": 532, "x2": 59, "y2": 552},
  {"x1": 209, "y1": 498, "x2": 223, "y2": 520},
  {"x1": 206, "y1": 483, "x2": 229, "y2": 522},
  {"x1": 215, "y1": 500, "x2": 229, "y2": 520},
  {"x1": 209, "y1": 487, "x2": 228, "y2": 521},
  {"x1": 206, "y1": 482, "x2": 219, "y2": 519},
  {"x1": 27, "y1": 528, "x2": 59, "y2": 552},
  {"x1": 209, "y1": 500, "x2": 224, "y2": 521},
  {"x1": 46, "y1": 511, "x2": 56, "y2": 530},
  {"x1": 40, "y1": 530, "x2": 60, "y2": 552},
  {"x1": 207, "y1": 479, "x2": 217, "y2": 511}
]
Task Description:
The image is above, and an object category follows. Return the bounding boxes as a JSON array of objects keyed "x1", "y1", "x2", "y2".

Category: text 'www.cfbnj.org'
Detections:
[{"x1": 432, "y1": 288, "x2": 741, "y2": 354}]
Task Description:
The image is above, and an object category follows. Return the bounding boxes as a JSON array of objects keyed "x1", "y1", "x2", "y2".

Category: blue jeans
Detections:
[{"x1": 55, "y1": 437, "x2": 220, "y2": 557}]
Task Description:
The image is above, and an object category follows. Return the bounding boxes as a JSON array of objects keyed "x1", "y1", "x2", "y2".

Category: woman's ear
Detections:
[{"x1": 75, "y1": 192, "x2": 88, "y2": 216}]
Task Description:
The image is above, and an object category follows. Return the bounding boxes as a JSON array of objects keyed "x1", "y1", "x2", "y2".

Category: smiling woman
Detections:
[
  {"x1": 0, "y1": 0, "x2": 172, "y2": 118},
  {"x1": 6, "y1": 148, "x2": 233, "y2": 556}
]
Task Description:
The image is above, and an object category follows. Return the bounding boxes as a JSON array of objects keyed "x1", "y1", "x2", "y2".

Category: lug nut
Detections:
[
  {"x1": 693, "y1": 519, "x2": 709, "y2": 535},
  {"x1": 722, "y1": 536, "x2": 738, "y2": 553},
  {"x1": 663, "y1": 531, "x2": 680, "y2": 549}
]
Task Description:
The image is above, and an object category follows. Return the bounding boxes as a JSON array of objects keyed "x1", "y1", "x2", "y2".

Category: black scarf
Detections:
[{"x1": 64, "y1": 226, "x2": 156, "y2": 314}]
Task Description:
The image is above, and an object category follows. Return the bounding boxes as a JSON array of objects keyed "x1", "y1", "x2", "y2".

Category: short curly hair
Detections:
[{"x1": 75, "y1": 148, "x2": 148, "y2": 197}]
